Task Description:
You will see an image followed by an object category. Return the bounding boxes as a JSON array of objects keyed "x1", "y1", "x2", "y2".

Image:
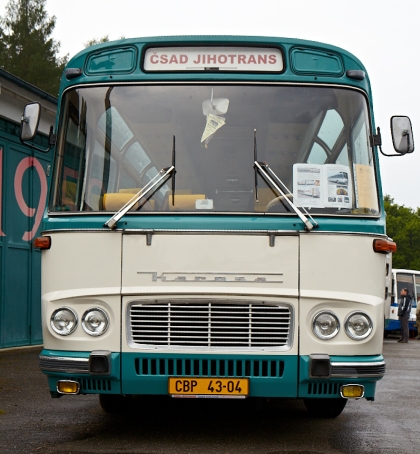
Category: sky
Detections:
[{"x1": 1, "y1": 0, "x2": 419, "y2": 208}]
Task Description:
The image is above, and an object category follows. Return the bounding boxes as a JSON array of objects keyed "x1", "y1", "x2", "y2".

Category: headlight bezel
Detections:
[
  {"x1": 312, "y1": 310, "x2": 340, "y2": 340},
  {"x1": 81, "y1": 307, "x2": 110, "y2": 337},
  {"x1": 344, "y1": 311, "x2": 373, "y2": 340},
  {"x1": 50, "y1": 306, "x2": 78, "y2": 336}
]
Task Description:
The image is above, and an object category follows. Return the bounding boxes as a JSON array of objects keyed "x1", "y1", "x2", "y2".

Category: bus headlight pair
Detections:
[
  {"x1": 312, "y1": 311, "x2": 372, "y2": 341},
  {"x1": 50, "y1": 307, "x2": 109, "y2": 336}
]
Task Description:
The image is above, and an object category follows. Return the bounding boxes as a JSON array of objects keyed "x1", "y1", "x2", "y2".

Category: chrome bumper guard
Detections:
[
  {"x1": 330, "y1": 361, "x2": 386, "y2": 378},
  {"x1": 39, "y1": 355, "x2": 89, "y2": 374}
]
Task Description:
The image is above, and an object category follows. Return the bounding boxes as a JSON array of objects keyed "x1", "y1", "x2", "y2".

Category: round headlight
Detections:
[
  {"x1": 345, "y1": 312, "x2": 372, "y2": 340},
  {"x1": 312, "y1": 311, "x2": 340, "y2": 340},
  {"x1": 51, "y1": 307, "x2": 78, "y2": 335},
  {"x1": 82, "y1": 308, "x2": 109, "y2": 336}
]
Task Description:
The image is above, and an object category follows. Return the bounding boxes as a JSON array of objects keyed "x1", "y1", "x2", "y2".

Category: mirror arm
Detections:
[
  {"x1": 20, "y1": 125, "x2": 55, "y2": 153},
  {"x1": 374, "y1": 126, "x2": 407, "y2": 157}
]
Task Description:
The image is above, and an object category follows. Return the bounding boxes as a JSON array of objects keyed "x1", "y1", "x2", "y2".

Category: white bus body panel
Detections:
[
  {"x1": 299, "y1": 234, "x2": 385, "y2": 356},
  {"x1": 40, "y1": 230, "x2": 385, "y2": 356},
  {"x1": 41, "y1": 231, "x2": 122, "y2": 351}
]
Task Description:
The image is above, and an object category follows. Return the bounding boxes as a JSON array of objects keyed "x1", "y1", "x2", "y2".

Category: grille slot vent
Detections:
[
  {"x1": 79, "y1": 378, "x2": 112, "y2": 392},
  {"x1": 128, "y1": 300, "x2": 292, "y2": 350},
  {"x1": 307, "y1": 382, "x2": 342, "y2": 396},
  {"x1": 135, "y1": 357, "x2": 284, "y2": 377}
]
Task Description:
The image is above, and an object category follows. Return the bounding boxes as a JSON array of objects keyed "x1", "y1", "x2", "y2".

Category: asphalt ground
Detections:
[{"x1": 0, "y1": 335, "x2": 419, "y2": 454}]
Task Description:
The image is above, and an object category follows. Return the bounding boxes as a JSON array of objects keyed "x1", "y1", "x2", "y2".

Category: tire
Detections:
[
  {"x1": 99, "y1": 394, "x2": 132, "y2": 413},
  {"x1": 303, "y1": 398, "x2": 347, "y2": 418}
]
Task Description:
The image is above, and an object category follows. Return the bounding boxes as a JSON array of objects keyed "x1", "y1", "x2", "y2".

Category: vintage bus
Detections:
[
  {"x1": 21, "y1": 36, "x2": 414, "y2": 418},
  {"x1": 385, "y1": 269, "x2": 419, "y2": 334}
]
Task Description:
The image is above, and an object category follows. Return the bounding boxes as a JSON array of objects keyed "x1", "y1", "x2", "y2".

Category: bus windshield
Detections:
[{"x1": 51, "y1": 84, "x2": 379, "y2": 216}]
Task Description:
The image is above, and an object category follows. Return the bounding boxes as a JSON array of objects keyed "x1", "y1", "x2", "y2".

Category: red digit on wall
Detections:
[{"x1": 14, "y1": 157, "x2": 48, "y2": 241}]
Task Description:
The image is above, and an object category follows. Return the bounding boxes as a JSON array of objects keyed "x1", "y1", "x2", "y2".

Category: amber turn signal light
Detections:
[
  {"x1": 373, "y1": 238, "x2": 397, "y2": 254},
  {"x1": 33, "y1": 236, "x2": 51, "y2": 250},
  {"x1": 56, "y1": 380, "x2": 80, "y2": 395},
  {"x1": 340, "y1": 384, "x2": 364, "y2": 399}
]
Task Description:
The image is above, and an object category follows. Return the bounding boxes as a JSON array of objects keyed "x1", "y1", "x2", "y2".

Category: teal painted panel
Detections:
[
  {"x1": 298, "y1": 355, "x2": 382, "y2": 399},
  {"x1": 121, "y1": 353, "x2": 299, "y2": 397},
  {"x1": 0, "y1": 129, "x2": 53, "y2": 348},
  {"x1": 44, "y1": 212, "x2": 387, "y2": 235},
  {"x1": 4, "y1": 247, "x2": 30, "y2": 345},
  {"x1": 291, "y1": 47, "x2": 344, "y2": 76},
  {"x1": 30, "y1": 248, "x2": 43, "y2": 343}
]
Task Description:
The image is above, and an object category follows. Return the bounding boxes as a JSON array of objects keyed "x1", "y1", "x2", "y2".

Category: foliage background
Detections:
[
  {"x1": 0, "y1": 0, "x2": 67, "y2": 95},
  {"x1": 384, "y1": 195, "x2": 420, "y2": 270}
]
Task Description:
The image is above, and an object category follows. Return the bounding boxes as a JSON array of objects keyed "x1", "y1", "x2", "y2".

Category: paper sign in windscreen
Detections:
[{"x1": 355, "y1": 164, "x2": 378, "y2": 211}]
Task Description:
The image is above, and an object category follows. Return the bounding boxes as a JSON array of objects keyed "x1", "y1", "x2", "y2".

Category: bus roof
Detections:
[{"x1": 61, "y1": 35, "x2": 370, "y2": 94}]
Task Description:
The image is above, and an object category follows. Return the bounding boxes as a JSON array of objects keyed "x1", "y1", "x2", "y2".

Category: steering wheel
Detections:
[{"x1": 266, "y1": 193, "x2": 293, "y2": 212}]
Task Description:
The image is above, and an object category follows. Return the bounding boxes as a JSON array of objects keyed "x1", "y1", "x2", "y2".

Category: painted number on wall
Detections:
[{"x1": 0, "y1": 148, "x2": 48, "y2": 241}]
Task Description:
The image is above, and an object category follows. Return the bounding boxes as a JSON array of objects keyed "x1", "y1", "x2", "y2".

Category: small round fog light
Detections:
[
  {"x1": 345, "y1": 312, "x2": 372, "y2": 340},
  {"x1": 312, "y1": 311, "x2": 340, "y2": 340},
  {"x1": 82, "y1": 308, "x2": 109, "y2": 336},
  {"x1": 51, "y1": 307, "x2": 78, "y2": 335}
]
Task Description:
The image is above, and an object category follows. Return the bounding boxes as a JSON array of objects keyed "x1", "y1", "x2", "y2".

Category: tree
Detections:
[
  {"x1": 84, "y1": 35, "x2": 125, "y2": 49},
  {"x1": 384, "y1": 195, "x2": 420, "y2": 269},
  {"x1": 84, "y1": 35, "x2": 110, "y2": 48},
  {"x1": 0, "y1": 0, "x2": 68, "y2": 95}
]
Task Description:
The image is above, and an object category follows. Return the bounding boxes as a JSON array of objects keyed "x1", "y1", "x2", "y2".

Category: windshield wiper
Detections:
[
  {"x1": 104, "y1": 166, "x2": 175, "y2": 229},
  {"x1": 104, "y1": 137, "x2": 177, "y2": 229},
  {"x1": 254, "y1": 160, "x2": 318, "y2": 231},
  {"x1": 253, "y1": 129, "x2": 317, "y2": 231}
]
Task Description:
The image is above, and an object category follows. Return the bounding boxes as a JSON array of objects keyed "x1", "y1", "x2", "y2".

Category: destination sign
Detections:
[{"x1": 143, "y1": 46, "x2": 283, "y2": 72}]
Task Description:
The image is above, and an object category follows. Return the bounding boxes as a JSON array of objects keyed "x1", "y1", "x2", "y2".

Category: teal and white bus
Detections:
[{"x1": 21, "y1": 36, "x2": 413, "y2": 417}]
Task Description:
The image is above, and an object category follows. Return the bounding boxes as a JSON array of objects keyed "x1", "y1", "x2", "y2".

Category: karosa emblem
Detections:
[{"x1": 137, "y1": 272, "x2": 283, "y2": 283}]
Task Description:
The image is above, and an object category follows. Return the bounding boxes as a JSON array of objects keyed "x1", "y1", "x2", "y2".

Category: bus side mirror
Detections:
[
  {"x1": 21, "y1": 102, "x2": 41, "y2": 141},
  {"x1": 391, "y1": 116, "x2": 414, "y2": 154},
  {"x1": 20, "y1": 102, "x2": 55, "y2": 153}
]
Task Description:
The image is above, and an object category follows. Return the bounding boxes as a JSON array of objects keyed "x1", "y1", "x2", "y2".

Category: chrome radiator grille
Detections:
[{"x1": 128, "y1": 300, "x2": 293, "y2": 350}]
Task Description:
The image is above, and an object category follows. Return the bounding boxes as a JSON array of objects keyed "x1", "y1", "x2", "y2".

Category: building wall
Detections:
[{"x1": 0, "y1": 71, "x2": 57, "y2": 348}]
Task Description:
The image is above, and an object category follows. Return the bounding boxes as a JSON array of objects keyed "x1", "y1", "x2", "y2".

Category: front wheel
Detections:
[
  {"x1": 303, "y1": 398, "x2": 347, "y2": 418},
  {"x1": 99, "y1": 394, "x2": 132, "y2": 413}
]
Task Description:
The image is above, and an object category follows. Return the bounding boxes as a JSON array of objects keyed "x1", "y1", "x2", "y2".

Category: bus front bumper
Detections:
[{"x1": 39, "y1": 350, "x2": 385, "y2": 400}]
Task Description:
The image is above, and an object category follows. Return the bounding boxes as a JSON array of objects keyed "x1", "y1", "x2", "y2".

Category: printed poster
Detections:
[{"x1": 293, "y1": 164, "x2": 352, "y2": 209}]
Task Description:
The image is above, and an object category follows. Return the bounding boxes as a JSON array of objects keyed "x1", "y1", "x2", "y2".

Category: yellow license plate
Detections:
[{"x1": 168, "y1": 377, "x2": 249, "y2": 396}]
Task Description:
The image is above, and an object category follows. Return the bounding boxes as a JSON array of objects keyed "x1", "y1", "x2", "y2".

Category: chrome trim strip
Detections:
[
  {"x1": 331, "y1": 361, "x2": 385, "y2": 378},
  {"x1": 41, "y1": 228, "x2": 387, "y2": 238},
  {"x1": 331, "y1": 361, "x2": 386, "y2": 367},
  {"x1": 46, "y1": 210, "x2": 381, "y2": 220},
  {"x1": 62, "y1": 81, "x2": 370, "y2": 93},
  {"x1": 39, "y1": 355, "x2": 89, "y2": 374}
]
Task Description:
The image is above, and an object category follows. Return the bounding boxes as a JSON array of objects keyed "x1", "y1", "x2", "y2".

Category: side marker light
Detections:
[
  {"x1": 33, "y1": 236, "x2": 51, "y2": 250},
  {"x1": 373, "y1": 239, "x2": 396, "y2": 254}
]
